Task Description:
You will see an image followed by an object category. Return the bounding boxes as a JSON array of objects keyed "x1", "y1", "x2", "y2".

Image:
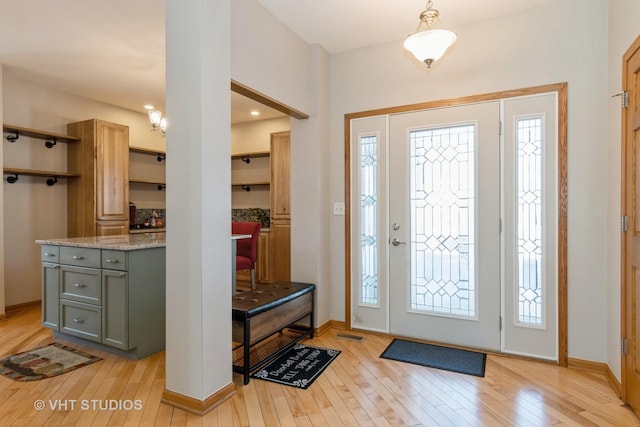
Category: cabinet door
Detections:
[
  {"x1": 270, "y1": 131, "x2": 290, "y2": 220},
  {"x1": 270, "y1": 220, "x2": 291, "y2": 281},
  {"x1": 96, "y1": 120, "x2": 129, "y2": 221},
  {"x1": 97, "y1": 220, "x2": 129, "y2": 236},
  {"x1": 257, "y1": 230, "x2": 271, "y2": 283},
  {"x1": 42, "y1": 262, "x2": 60, "y2": 330},
  {"x1": 102, "y1": 269, "x2": 129, "y2": 349}
]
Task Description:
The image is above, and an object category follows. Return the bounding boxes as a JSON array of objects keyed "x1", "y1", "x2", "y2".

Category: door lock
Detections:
[{"x1": 391, "y1": 238, "x2": 406, "y2": 246}]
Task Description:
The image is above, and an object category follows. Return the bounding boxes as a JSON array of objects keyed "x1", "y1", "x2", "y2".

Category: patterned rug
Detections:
[
  {"x1": 252, "y1": 344, "x2": 340, "y2": 389},
  {"x1": 0, "y1": 342, "x2": 102, "y2": 381}
]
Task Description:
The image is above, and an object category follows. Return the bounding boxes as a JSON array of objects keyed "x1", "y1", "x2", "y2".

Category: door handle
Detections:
[{"x1": 391, "y1": 238, "x2": 406, "y2": 246}]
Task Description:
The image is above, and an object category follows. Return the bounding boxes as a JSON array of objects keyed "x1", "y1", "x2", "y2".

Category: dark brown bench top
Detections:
[{"x1": 232, "y1": 281, "x2": 315, "y2": 319}]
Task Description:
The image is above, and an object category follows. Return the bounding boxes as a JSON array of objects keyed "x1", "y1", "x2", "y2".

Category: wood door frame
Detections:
[
  {"x1": 344, "y1": 83, "x2": 568, "y2": 366},
  {"x1": 621, "y1": 34, "x2": 640, "y2": 404}
]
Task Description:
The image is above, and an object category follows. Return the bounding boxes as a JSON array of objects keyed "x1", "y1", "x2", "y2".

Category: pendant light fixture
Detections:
[{"x1": 404, "y1": 0, "x2": 457, "y2": 68}]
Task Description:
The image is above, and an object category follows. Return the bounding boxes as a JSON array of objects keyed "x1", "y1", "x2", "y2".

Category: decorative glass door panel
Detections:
[{"x1": 409, "y1": 125, "x2": 476, "y2": 318}]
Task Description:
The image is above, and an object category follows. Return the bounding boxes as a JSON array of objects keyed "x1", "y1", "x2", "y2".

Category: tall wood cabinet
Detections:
[
  {"x1": 270, "y1": 131, "x2": 291, "y2": 281},
  {"x1": 67, "y1": 119, "x2": 130, "y2": 237}
]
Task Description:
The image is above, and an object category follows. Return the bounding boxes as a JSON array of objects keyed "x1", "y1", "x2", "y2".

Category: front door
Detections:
[
  {"x1": 388, "y1": 102, "x2": 501, "y2": 350},
  {"x1": 622, "y1": 34, "x2": 640, "y2": 415}
]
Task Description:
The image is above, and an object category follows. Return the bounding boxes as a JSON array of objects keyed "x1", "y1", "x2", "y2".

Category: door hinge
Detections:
[
  {"x1": 622, "y1": 215, "x2": 629, "y2": 232},
  {"x1": 612, "y1": 91, "x2": 629, "y2": 108},
  {"x1": 622, "y1": 338, "x2": 628, "y2": 355}
]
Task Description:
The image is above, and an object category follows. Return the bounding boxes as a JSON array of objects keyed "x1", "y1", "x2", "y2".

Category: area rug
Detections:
[
  {"x1": 252, "y1": 344, "x2": 340, "y2": 389},
  {"x1": 0, "y1": 342, "x2": 102, "y2": 382},
  {"x1": 380, "y1": 339, "x2": 486, "y2": 377}
]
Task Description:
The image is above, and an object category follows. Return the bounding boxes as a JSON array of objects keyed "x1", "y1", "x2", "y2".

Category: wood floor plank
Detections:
[{"x1": 0, "y1": 308, "x2": 639, "y2": 426}]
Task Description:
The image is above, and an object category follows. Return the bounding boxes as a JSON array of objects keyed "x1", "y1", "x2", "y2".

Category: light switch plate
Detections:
[{"x1": 333, "y1": 202, "x2": 345, "y2": 216}]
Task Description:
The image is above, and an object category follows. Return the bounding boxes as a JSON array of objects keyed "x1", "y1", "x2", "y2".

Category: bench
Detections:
[{"x1": 232, "y1": 281, "x2": 315, "y2": 384}]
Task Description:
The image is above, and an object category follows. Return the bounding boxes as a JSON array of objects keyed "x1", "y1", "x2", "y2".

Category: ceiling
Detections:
[{"x1": 0, "y1": 0, "x2": 558, "y2": 123}]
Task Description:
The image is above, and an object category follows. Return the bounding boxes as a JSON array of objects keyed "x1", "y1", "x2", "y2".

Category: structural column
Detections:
[{"x1": 163, "y1": 0, "x2": 234, "y2": 414}]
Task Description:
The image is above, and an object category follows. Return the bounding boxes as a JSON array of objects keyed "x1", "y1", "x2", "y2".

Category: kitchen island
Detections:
[{"x1": 36, "y1": 233, "x2": 166, "y2": 360}]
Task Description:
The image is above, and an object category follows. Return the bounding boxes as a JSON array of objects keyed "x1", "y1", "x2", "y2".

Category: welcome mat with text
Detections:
[
  {"x1": 252, "y1": 344, "x2": 340, "y2": 389},
  {"x1": 0, "y1": 342, "x2": 102, "y2": 382},
  {"x1": 380, "y1": 339, "x2": 486, "y2": 377}
]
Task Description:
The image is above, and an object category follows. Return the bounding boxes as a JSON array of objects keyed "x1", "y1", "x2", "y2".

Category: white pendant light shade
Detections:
[{"x1": 404, "y1": 29, "x2": 456, "y2": 67}]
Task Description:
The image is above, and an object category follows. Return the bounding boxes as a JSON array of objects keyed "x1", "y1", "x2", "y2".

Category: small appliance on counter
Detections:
[{"x1": 129, "y1": 202, "x2": 136, "y2": 226}]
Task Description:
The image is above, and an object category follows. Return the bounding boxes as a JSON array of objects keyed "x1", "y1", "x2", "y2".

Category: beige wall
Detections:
[{"x1": 329, "y1": 0, "x2": 610, "y2": 363}]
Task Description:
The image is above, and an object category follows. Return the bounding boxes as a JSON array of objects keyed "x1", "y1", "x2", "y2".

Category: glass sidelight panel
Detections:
[
  {"x1": 516, "y1": 117, "x2": 543, "y2": 326},
  {"x1": 409, "y1": 124, "x2": 476, "y2": 317},
  {"x1": 360, "y1": 135, "x2": 378, "y2": 305}
]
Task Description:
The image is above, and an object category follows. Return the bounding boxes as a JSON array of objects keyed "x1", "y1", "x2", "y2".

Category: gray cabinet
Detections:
[{"x1": 40, "y1": 244, "x2": 165, "y2": 359}]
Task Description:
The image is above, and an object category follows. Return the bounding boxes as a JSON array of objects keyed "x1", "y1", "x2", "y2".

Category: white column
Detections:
[{"x1": 164, "y1": 0, "x2": 232, "y2": 409}]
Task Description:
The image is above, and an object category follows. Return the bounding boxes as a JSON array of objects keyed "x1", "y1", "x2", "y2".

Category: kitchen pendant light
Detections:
[{"x1": 404, "y1": 0, "x2": 456, "y2": 68}]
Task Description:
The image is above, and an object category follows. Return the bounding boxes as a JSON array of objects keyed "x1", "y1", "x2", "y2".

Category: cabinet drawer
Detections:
[
  {"x1": 102, "y1": 250, "x2": 127, "y2": 271},
  {"x1": 60, "y1": 299, "x2": 101, "y2": 342},
  {"x1": 41, "y1": 245, "x2": 60, "y2": 263},
  {"x1": 61, "y1": 266, "x2": 101, "y2": 305},
  {"x1": 60, "y1": 247, "x2": 101, "y2": 268}
]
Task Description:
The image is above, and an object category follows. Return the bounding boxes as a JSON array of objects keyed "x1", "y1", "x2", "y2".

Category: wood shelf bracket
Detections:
[
  {"x1": 241, "y1": 185, "x2": 252, "y2": 192},
  {"x1": 157, "y1": 184, "x2": 166, "y2": 191},
  {"x1": 6, "y1": 173, "x2": 18, "y2": 184},
  {"x1": 241, "y1": 156, "x2": 251, "y2": 164},
  {"x1": 157, "y1": 153, "x2": 166, "y2": 162}
]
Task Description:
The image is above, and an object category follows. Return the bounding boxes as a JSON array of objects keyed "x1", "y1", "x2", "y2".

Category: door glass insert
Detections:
[
  {"x1": 360, "y1": 134, "x2": 378, "y2": 305},
  {"x1": 409, "y1": 124, "x2": 476, "y2": 318},
  {"x1": 516, "y1": 117, "x2": 543, "y2": 326}
]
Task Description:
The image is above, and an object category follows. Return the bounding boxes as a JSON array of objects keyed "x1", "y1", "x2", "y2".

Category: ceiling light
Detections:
[
  {"x1": 148, "y1": 109, "x2": 167, "y2": 137},
  {"x1": 250, "y1": 110, "x2": 260, "y2": 116},
  {"x1": 404, "y1": 0, "x2": 457, "y2": 68},
  {"x1": 144, "y1": 104, "x2": 155, "y2": 110}
]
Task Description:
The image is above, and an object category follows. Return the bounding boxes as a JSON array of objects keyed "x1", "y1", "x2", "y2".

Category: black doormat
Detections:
[
  {"x1": 252, "y1": 344, "x2": 340, "y2": 389},
  {"x1": 380, "y1": 339, "x2": 486, "y2": 377}
]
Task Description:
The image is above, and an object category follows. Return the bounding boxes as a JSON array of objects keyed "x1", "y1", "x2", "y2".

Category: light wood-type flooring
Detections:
[{"x1": 0, "y1": 305, "x2": 639, "y2": 426}]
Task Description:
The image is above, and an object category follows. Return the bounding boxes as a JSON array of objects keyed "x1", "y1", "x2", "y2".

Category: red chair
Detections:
[{"x1": 232, "y1": 221, "x2": 262, "y2": 289}]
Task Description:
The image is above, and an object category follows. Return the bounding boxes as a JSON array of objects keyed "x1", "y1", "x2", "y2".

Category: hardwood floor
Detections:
[{"x1": 0, "y1": 306, "x2": 638, "y2": 426}]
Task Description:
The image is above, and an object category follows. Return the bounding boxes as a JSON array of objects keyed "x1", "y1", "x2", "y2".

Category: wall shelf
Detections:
[
  {"x1": 130, "y1": 146, "x2": 166, "y2": 162},
  {"x1": 231, "y1": 151, "x2": 269, "y2": 164},
  {"x1": 3, "y1": 167, "x2": 80, "y2": 186},
  {"x1": 130, "y1": 179, "x2": 166, "y2": 191},
  {"x1": 4, "y1": 124, "x2": 80, "y2": 148},
  {"x1": 232, "y1": 181, "x2": 269, "y2": 192}
]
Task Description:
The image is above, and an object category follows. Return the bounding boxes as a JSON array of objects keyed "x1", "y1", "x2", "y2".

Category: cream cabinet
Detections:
[{"x1": 67, "y1": 119, "x2": 130, "y2": 237}]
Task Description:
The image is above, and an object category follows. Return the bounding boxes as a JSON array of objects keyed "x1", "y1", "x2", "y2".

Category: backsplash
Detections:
[
  {"x1": 133, "y1": 208, "x2": 166, "y2": 226},
  {"x1": 232, "y1": 208, "x2": 270, "y2": 229}
]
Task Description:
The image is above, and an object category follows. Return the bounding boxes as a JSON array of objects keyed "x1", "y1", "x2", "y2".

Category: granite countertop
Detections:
[{"x1": 36, "y1": 232, "x2": 166, "y2": 250}]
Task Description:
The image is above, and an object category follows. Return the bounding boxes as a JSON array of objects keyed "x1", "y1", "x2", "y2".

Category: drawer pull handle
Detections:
[
  {"x1": 44, "y1": 252, "x2": 55, "y2": 257},
  {"x1": 72, "y1": 256, "x2": 85, "y2": 260},
  {"x1": 73, "y1": 318, "x2": 84, "y2": 323},
  {"x1": 105, "y1": 259, "x2": 118, "y2": 263},
  {"x1": 74, "y1": 283, "x2": 87, "y2": 288}
]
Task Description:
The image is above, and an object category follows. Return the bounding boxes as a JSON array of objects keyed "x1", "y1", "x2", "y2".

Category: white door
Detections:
[{"x1": 388, "y1": 102, "x2": 501, "y2": 350}]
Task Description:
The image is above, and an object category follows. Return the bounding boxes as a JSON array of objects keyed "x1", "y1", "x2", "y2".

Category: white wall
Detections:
[
  {"x1": 0, "y1": 65, "x2": 5, "y2": 316},
  {"x1": 607, "y1": 0, "x2": 640, "y2": 381},
  {"x1": 329, "y1": 0, "x2": 610, "y2": 362},
  {"x1": 231, "y1": 116, "x2": 289, "y2": 155},
  {"x1": 2, "y1": 69, "x2": 163, "y2": 306},
  {"x1": 231, "y1": 0, "x2": 310, "y2": 115}
]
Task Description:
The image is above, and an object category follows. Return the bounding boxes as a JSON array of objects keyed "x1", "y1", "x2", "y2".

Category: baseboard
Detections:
[
  {"x1": 605, "y1": 364, "x2": 623, "y2": 398},
  {"x1": 567, "y1": 357, "x2": 607, "y2": 373},
  {"x1": 161, "y1": 383, "x2": 236, "y2": 416},
  {"x1": 316, "y1": 320, "x2": 345, "y2": 336},
  {"x1": 5, "y1": 300, "x2": 41, "y2": 313}
]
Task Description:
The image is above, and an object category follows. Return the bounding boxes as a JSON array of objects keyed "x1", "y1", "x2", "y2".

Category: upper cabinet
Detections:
[
  {"x1": 270, "y1": 131, "x2": 290, "y2": 220},
  {"x1": 67, "y1": 119, "x2": 130, "y2": 237}
]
